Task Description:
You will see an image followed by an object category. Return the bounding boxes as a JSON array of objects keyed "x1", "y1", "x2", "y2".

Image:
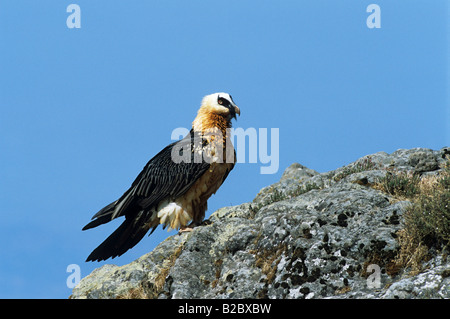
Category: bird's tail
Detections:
[
  {"x1": 85, "y1": 210, "x2": 156, "y2": 262},
  {"x1": 83, "y1": 189, "x2": 135, "y2": 231},
  {"x1": 82, "y1": 201, "x2": 117, "y2": 231}
]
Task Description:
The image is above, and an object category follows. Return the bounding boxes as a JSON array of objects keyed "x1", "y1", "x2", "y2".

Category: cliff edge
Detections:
[{"x1": 71, "y1": 147, "x2": 450, "y2": 299}]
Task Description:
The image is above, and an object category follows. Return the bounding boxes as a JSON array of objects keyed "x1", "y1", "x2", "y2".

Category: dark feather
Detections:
[
  {"x1": 85, "y1": 210, "x2": 155, "y2": 262},
  {"x1": 83, "y1": 130, "x2": 212, "y2": 261}
]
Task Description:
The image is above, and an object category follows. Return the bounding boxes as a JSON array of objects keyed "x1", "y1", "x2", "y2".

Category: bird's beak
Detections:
[{"x1": 232, "y1": 105, "x2": 240, "y2": 120}]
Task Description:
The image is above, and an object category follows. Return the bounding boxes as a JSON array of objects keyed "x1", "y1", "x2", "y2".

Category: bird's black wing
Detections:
[
  {"x1": 82, "y1": 130, "x2": 213, "y2": 261},
  {"x1": 83, "y1": 129, "x2": 210, "y2": 230}
]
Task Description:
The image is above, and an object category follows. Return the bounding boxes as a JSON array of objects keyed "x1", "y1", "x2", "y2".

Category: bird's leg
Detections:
[
  {"x1": 178, "y1": 226, "x2": 194, "y2": 233},
  {"x1": 178, "y1": 219, "x2": 212, "y2": 234}
]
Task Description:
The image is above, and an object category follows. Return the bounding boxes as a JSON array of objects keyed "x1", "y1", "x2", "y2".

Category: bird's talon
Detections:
[
  {"x1": 201, "y1": 219, "x2": 213, "y2": 226},
  {"x1": 179, "y1": 227, "x2": 194, "y2": 234}
]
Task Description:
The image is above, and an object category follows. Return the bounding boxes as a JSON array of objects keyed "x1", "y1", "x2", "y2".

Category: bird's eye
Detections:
[{"x1": 218, "y1": 97, "x2": 229, "y2": 106}]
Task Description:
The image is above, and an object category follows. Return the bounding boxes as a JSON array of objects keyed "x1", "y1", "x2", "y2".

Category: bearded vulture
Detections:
[{"x1": 83, "y1": 93, "x2": 240, "y2": 261}]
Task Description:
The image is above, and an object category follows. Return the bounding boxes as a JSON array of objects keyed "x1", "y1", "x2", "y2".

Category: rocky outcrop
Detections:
[{"x1": 71, "y1": 148, "x2": 450, "y2": 299}]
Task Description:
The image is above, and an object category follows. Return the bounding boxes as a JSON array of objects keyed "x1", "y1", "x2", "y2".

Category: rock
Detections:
[
  {"x1": 280, "y1": 163, "x2": 319, "y2": 182},
  {"x1": 379, "y1": 255, "x2": 449, "y2": 299},
  {"x1": 71, "y1": 147, "x2": 450, "y2": 299}
]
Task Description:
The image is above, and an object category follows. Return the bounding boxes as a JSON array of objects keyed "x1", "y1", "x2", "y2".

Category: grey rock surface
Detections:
[{"x1": 71, "y1": 147, "x2": 450, "y2": 299}]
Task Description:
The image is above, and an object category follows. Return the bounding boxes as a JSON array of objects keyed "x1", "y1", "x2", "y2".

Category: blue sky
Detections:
[{"x1": 0, "y1": 1, "x2": 448, "y2": 298}]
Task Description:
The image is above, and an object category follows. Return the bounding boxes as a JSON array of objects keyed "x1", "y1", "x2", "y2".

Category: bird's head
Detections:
[{"x1": 200, "y1": 92, "x2": 240, "y2": 121}]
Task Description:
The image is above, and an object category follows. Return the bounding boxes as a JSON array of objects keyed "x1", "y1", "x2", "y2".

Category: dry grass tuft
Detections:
[
  {"x1": 386, "y1": 158, "x2": 450, "y2": 275},
  {"x1": 375, "y1": 170, "x2": 420, "y2": 200},
  {"x1": 251, "y1": 244, "x2": 287, "y2": 284}
]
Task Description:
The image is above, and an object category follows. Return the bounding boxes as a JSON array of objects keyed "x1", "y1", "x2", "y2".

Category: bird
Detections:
[{"x1": 82, "y1": 92, "x2": 240, "y2": 262}]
